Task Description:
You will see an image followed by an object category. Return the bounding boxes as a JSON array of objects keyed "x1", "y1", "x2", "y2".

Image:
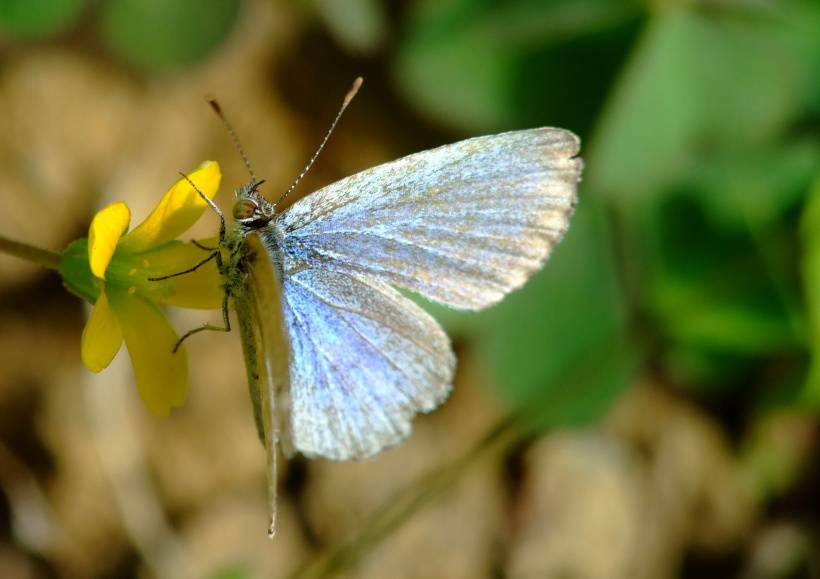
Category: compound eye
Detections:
[{"x1": 233, "y1": 199, "x2": 258, "y2": 221}]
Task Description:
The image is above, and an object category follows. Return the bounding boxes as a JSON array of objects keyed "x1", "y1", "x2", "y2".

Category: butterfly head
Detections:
[{"x1": 233, "y1": 180, "x2": 274, "y2": 229}]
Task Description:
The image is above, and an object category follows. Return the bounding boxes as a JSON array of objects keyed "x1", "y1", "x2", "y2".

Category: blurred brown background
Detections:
[{"x1": 1, "y1": 1, "x2": 819, "y2": 578}]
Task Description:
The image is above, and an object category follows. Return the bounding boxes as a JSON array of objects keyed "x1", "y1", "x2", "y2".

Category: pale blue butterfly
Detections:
[{"x1": 170, "y1": 78, "x2": 583, "y2": 536}]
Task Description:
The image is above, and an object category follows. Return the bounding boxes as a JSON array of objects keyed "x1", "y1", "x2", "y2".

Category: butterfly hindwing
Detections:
[
  {"x1": 282, "y1": 267, "x2": 454, "y2": 460},
  {"x1": 280, "y1": 128, "x2": 582, "y2": 310}
]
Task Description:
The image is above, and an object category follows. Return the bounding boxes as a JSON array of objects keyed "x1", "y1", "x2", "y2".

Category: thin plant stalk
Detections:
[
  {"x1": 0, "y1": 234, "x2": 61, "y2": 271},
  {"x1": 286, "y1": 414, "x2": 524, "y2": 579}
]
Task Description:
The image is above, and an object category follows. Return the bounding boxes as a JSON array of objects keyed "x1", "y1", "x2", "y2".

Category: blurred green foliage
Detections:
[
  {"x1": 479, "y1": 203, "x2": 639, "y2": 429},
  {"x1": 0, "y1": 0, "x2": 85, "y2": 40},
  {"x1": 99, "y1": 0, "x2": 241, "y2": 71},
  {"x1": 800, "y1": 175, "x2": 820, "y2": 404},
  {"x1": 0, "y1": 0, "x2": 240, "y2": 71},
  {"x1": 210, "y1": 566, "x2": 252, "y2": 579},
  {"x1": 309, "y1": 0, "x2": 387, "y2": 54},
  {"x1": 392, "y1": 0, "x2": 820, "y2": 426},
  {"x1": 394, "y1": 0, "x2": 642, "y2": 133}
]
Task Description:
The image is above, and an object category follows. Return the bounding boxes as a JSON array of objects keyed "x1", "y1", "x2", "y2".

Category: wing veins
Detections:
[
  {"x1": 285, "y1": 293, "x2": 406, "y2": 455},
  {"x1": 285, "y1": 296, "x2": 362, "y2": 452},
  {"x1": 307, "y1": 190, "x2": 572, "y2": 226},
  {"x1": 294, "y1": 229, "x2": 536, "y2": 279},
  {"x1": 302, "y1": 290, "x2": 428, "y2": 411},
  {"x1": 297, "y1": 224, "x2": 559, "y2": 260},
  {"x1": 303, "y1": 242, "x2": 511, "y2": 295},
  {"x1": 297, "y1": 249, "x2": 508, "y2": 306},
  {"x1": 289, "y1": 274, "x2": 447, "y2": 362}
]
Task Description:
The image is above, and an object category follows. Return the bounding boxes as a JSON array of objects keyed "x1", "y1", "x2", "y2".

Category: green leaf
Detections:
[
  {"x1": 98, "y1": 0, "x2": 240, "y2": 72},
  {"x1": 687, "y1": 140, "x2": 820, "y2": 232},
  {"x1": 478, "y1": 200, "x2": 637, "y2": 429},
  {"x1": 395, "y1": 15, "x2": 517, "y2": 132},
  {"x1": 461, "y1": 0, "x2": 641, "y2": 51},
  {"x1": 0, "y1": 0, "x2": 86, "y2": 40},
  {"x1": 646, "y1": 194, "x2": 802, "y2": 360},
  {"x1": 799, "y1": 173, "x2": 820, "y2": 405},
  {"x1": 310, "y1": 0, "x2": 387, "y2": 54},
  {"x1": 394, "y1": 0, "x2": 641, "y2": 132},
  {"x1": 585, "y1": 8, "x2": 704, "y2": 201},
  {"x1": 588, "y1": 4, "x2": 818, "y2": 204},
  {"x1": 654, "y1": 280, "x2": 799, "y2": 355}
]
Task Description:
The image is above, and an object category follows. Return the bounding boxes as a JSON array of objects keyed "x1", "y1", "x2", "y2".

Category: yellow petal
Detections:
[
  {"x1": 89, "y1": 202, "x2": 131, "y2": 279},
  {"x1": 81, "y1": 290, "x2": 123, "y2": 372},
  {"x1": 121, "y1": 161, "x2": 222, "y2": 253},
  {"x1": 141, "y1": 239, "x2": 224, "y2": 310},
  {"x1": 108, "y1": 287, "x2": 188, "y2": 416}
]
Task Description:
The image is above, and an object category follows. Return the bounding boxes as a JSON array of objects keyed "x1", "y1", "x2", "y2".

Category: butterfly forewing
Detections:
[{"x1": 279, "y1": 128, "x2": 582, "y2": 310}]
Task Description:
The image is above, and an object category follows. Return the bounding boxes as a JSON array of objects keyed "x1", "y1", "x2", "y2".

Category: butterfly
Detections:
[{"x1": 173, "y1": 78, "x2": 583, "y2": 536}]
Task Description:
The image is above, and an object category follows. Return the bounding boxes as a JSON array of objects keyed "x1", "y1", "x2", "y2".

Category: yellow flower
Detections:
[{"x1": 60, "y1": 161, "x2": 224, "y2": 416}]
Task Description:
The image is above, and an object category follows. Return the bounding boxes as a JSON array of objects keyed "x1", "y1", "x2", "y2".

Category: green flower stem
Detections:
[{"x1": 0, "y1": 234, "x2": 61, "y2": 271}]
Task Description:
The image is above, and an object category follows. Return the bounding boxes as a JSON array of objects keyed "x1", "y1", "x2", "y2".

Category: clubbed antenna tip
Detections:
[
  {"x1": 344, "y1": 77, "x2": 363, "y2": 107},
  {"x1": 206, "y1": 96, "x2": 223, "y2": 115}
]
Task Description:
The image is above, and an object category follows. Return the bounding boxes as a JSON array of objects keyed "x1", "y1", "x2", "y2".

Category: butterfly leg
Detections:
[
  {"x1": 145, "y1": 247, "x2": 228, "y2": 353},
  {"x1": 149, "y1": 168, "x2": 229, "y2": 281},
  {"x1": 171, "y1": 289, "x2": 232, "y2": 353},
  {"x1": 152, "y1": 171, "x2": 233, "y2": 354},
  {"x1": 152, "y1": 194, "x2": 227, "y2": 282},
  {"x1": 191, "y1": 239, "x2": 218, "y2": 251},
  {"x1": 147, "y1": 250, "x2": 220, "y2": 281}
]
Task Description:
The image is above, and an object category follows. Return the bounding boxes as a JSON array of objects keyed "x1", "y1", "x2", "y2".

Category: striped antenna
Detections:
[
  {"x1": 207, "y1": 97, "x2": 257, "y2": 183},
  {"x1": 273, "y1": 77, "x2": 363, "y2": 209}
]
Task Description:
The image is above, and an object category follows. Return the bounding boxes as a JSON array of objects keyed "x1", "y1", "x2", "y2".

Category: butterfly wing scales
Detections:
[
  {"x1": 282, "y1": 268, "x2": 454, "y2": 460},
  {"x1": 265, "y1": 127, "x2": 581, "y2": 461},
  {"x1": 280, "y1": 128, "x2": 582, "y2": 310}
]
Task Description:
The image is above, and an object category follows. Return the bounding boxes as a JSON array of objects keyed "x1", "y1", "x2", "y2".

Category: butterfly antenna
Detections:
[
  {"x1": 273, "y1": 76, "x2": 363, "y2": 209},
  {"x1": 207, "y1": 96, "x2": 257, "y2": 183}
]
